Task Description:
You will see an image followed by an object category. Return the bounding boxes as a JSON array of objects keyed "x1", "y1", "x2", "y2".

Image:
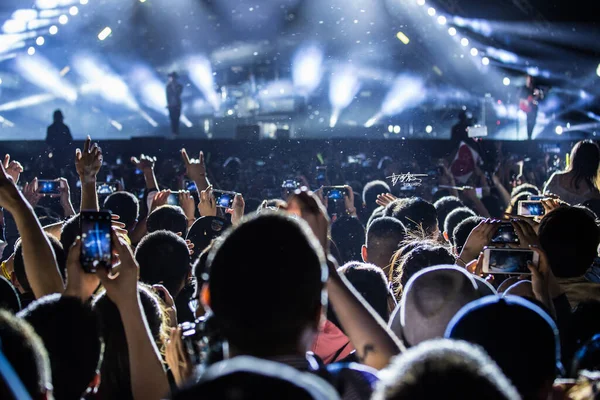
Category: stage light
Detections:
[
  {"x1": 388, "y1": 125, "x2": 393, "y2": 133},
  {"x1": 2, "y1": 20, "x2": 27, "y2": 34},
  {"x1": 503, "y1": 77, "x2": 510, "y2": 86},
  {"x1": 393, "y1": 125, "x2": 401, "y2": 134},
  {"x1": 140, "y1": 0, "x2": 147, "y2": 2},
  {"x1": 416, "y1": 0, "x2": 425, "y2": 5},
  {"x1": 486, "y1": 47, "x2": 518, "y2": 64},
  {"x1": 0, "y1": 78, "x2": 2, "y2": 85},
  {"x1": 69, "y1": 6, "x2": 79, "y2": 16},
  {"x1": 188, "y1": 55, "x2": 221, "y2": 111},
  {"x1": 470, "y1": 48, "x2": 478, "y2": 56},
  {"x1": 292, "y1": 44, "x2": 323, "y2": 96},
  {"x1": 448, "y1": 27, "x2": 457, "y2": 36},
  {"x1": 36, "y1": 0, "x2": 58, "y2": 9},
  {"x1": 80, "y1": 0, "x2": 88, "y2": 4},
  {"x1": 58, "y1": 15, "x2": 68, "y2": 25},
  {"x1": 425, "y1": 125, "x2": 433, "y2": 133},
  {"x1": 49, "y1": 25, "x2": 58, "y2": 34},
  {"x1": 27, "y1": 46, "x2": 36, "y2": 55},
  {"x1": 98, "y1": 27, "x2": 112, "y2": 41},
  {"x1": 328, "y1": 65, "x2": 360, "y2": 128},
  {"x1": 526, "y1": 66, "x2": 539, "y2": 76},
  {"x1": 364, "y1": 116, "x2": 378, "y2": 128},
  {"x1": 110, "y1": 120, "x2": 123, "y2": 131},
  {"x1": 555, "y1": 126, "x2": 563, "y2": 135},
  {"x1": 396, "y1": 31, "x2": 410, "y2": 45},
  {"x1": 381, "y1": 75, "x2": 425, "y2": 116},
  {"x1": 481, "y1": 57, "x2": 489, "y2": 65},
  {"x1": 0, "y1": 94, "x2": 58, "y2": 112},
  {"x1": 437, "y1": 16, "x2": 447, "y2": 25},
  {"x1": 36, "y1": 36, "x2": 45, "y2": 46},
  {"x1": 227, "y1": 109, "x2": 234, "y2": 116},
  {"x1": 427, "y1": 7, "x2": 436, "y2": 16},
  {"x1": 460, "y1": 38, "x2": 469, "y2": 46},
  {"x1": 597, "y1": 63, "x2": 600, "y2": 77},
  {"x1": 16, "y1": 53, "x2": 78, "y2": 102},
  {"x1": 13, "y1": 9, "x2": 38, "y2": 22}
]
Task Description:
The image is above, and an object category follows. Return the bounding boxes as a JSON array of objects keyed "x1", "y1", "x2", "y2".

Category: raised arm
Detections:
[
  {"x1": 287, "y1": 189, "x2": 403, "y2": 370},
  {"x1": 0, "y1": 157, "x2": 63, "y2": 298},
  {"x1": 75, "y1": 136, "x2": 102, "y2": 211},
  {"x1": 131, "y1": 154, "x2": 159, "y2": 191},
  {"x1": 181, "y1": 148, "x2": 209, "y2": 192},
  {"x1": 98, "y1": 231, "x2": 169, "y2": 400}
]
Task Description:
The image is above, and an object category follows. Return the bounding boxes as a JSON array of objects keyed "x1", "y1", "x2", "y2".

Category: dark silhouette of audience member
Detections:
[{"x1": 46, "y1": 109, "x2": 73, "y2": 151}]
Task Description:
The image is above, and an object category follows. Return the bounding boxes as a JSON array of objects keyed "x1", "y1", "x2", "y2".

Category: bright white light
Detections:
[
  {"x1": 187, "y1": 55, "x2": 221, "y2": 111},
  {"x1": 0, "y1": 94, "x2": 56, "y2": 112},
  {"x1": 381, "y1": 75, "x2": 426, "y2": 116},
  {"x1": 526, "y1": 66, "x2": 539, "y2": 76},
  {"x1": 427, "y1": 7, "x2": 436, "y2": 16},
  {"x1": 555, "y1": 126, "x2": 563, "y2": 135},
  {"x1": 486, "y1": 47, "x2": 519, "y2": 64},
  {"x1": 110, "y1": 120, "x2": 123, "y2": 131},
  {"x1": 437, "y1": 16, "x2": 447, "y2": 25},
  {"x1": 58, "y1": 15, "x2": 68, "y2": 25},
  {"x1": 416, "y1": 0, "x2": 425, "y2": 5},
  {"x1": 13, "y1": 9, "x2": 38, "y2": 22},
  {"x1": 425, "y1": 125, "x2": 433, "y2": 133},
  {"x1": 580, "y1": 90, "x2": 588, "y2": 99},
  {"x1": 388, "y1": 125, "x2": 393, "y2": 133},
  {"x1": 16, "y1": 53, "x2": 78, "y2": 102},
  {"x1": 98, "y1": 27, "x2": 112, "y2": 41},
  {"x1": 469, "y1": 48, "x2": 477, "y2": 56},
  {"x1": 49, "y1": 25, "x2": 58, "y2": 35},
  {"x1": 129, "y1": 65, "x2": 169, "y2": 116},
  {"x1": 27, "y1": 46, "x2": 36, "y2": 55},
  {"x1": 36, "y1": 36, "x2": 45, "y2": 46},
  {"x1": 227, "y1": 109, "x2": 234, "y2": 116},
  {"x1": 460, "y1": 38, "x2": 469, "y2": 46},
  {"x1": 393, "y1": 125, "x2": 401, "y2": 134},
  {"x1": 80, "y1": 0, "x2": 88, "y2": 4},
  {"x1": 292, "y1": 44, "x2": 323, "y2": 96},
  {"x1": 596, "y1": 63, "x2": 600, "y2": 77},
  {"x1": 481, "y1": 57, "x2": 490, "y2": 65},
  {"x1": 69, "y1": 6, "x2": 79, "y2": 16},
  {"x1": 448, "y1": 27, "x2": 457, "y2": 36},
  {"x1": 503, "y1": 77, "x2": 511, "y2": 86},
  {"x1": 2, "y1": 20, "x2": 27, "y2": 34},
  {"x1": 36, "y1": 0, "x2": 58, "y2": 9},
  {"x1": 364, "y1": 116, "x2": 378, "y2": 128},
  {"x1": 0, "y1": 78, "x2": 2, "y2": 85},
  {"x1": 329, "y1": 66, "x2": 360, "y2": 109}
]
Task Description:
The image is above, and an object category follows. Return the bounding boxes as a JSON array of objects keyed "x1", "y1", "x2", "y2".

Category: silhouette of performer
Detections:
[
  {"x1": 166, "y1": 72, "x2": 183, "y2": 135},
  {"x1": 46, "y1": 109, "x2": 72, "y2": 150}
]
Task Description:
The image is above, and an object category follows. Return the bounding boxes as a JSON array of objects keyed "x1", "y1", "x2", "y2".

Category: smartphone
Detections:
[
  {"x1": 316, "y1": 166, "x2": 327, "y2": 184},
  {"x1": 38, "y1": 180, "x2": 61, "y2": 195},
  {"x1": 213, "y1": 190, "x2": 236, "y2": 209},
  {"x1": 184, "y1": 180, "x2": 197, "y2": 192},
  {"x1": 482, "y1": 247, "x2": 538, "y2": 275},
  {"x1": 322, "y1": 186, "x2": 348, "y2": 200},
  {"x1": 518, "y1": 200, "x2": 545, "y2": 217},
  {"x1": 491, "y1": 223, "x2": 519, "y2": 244},
  {"x1": 167, "y1": 192, "x2": 180, "y2": 206},
  {"x1": 80, "y1": 211, "x2": 112, "y2": 273},
  {"x1": 96, "y1": 182, "x2": 116, "y2": 196}
]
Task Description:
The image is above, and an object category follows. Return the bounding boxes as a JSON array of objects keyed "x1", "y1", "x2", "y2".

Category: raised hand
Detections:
[
  {"x1": 3, "y1": 154, "x2": 23, "y2": 184},
  {"x1": 57, "y1": 178, "x2": 75, "y2": 217},
  {"x1": 75, "y1": 136, "x2": 103, "y2": 183},
  {"x1": 226, "y1": 193, "x2": 245, "y2": 225},
  {"x1": 458, "y1": 219, "x2": 501, "y2": 265},
  {"x1": 511, "y1": 219, "x2": 541, "y2": 248},
  {"x1": 131, "y1": 154, "x2": 156, "y2": 172},
  {"x1": 344, "y1": 185, "x2": 357, "y2": 217},
  {"x1": 63, "y1": 237, "x2": 100, "y2": 301},
  {"x1": 285, "y1": 187, "x2": 330, "y2": 254},
  {"x1": 198, "y1": 185, "x2": 216, "y2": 217},
  {"x1": 376, "y1": 193, "x2": 397, "y2": 207},
  {"x1": 0, "y1": 157, "x2": 25, "y2": 212},
  {"x1": 150, "y1": 190, "x2": 171, "y2": 213},
  {"x1": 23, "y1": 178, "x2": 42, "y2": 208},
  {"x1": 181, "y1": 148, "x2": 206, "y2": 183},
  {"x1": 178, "y1": 190, "x2": 196, "y2": 223}
]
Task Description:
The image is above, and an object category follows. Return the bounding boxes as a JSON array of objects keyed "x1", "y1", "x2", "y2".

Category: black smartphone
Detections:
[
  {"x1": 491, "y1": 222, "x2": 519, "y2": 244},
  {"x1": 38, "y1": 180, "x2": 60, "y2": 195},
  {"x1": 167, "y1": 192, "x2": 180, "y2": 206},
  {"x1": 96, "y1": 182, "x2": 116, "y2": 196},
  {"x1": 184, "y1": 180, "x2": 197, "y2": 192},
  {"x1": 322, "y1": 186, "x2": 348, "y2": 201},
  {"x1": 213, "y1": 190, "x2": 236, "y2": 209},
  {"x1": 80, "y1": 211, "x2": 112, "y2": 273}
]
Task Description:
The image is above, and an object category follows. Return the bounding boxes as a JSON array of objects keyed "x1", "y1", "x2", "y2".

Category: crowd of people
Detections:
[{"x1": 1, "y1": 134, "x2": 600, "y2": 400}]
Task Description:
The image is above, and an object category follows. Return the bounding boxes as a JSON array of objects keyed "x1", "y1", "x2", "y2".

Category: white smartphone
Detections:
[
  {"x1": 518, "y1": 200, "x2": 545, "y2": 217},
  {"x1": 482, "y1": 247, "x2": 539, "y2": 275}
]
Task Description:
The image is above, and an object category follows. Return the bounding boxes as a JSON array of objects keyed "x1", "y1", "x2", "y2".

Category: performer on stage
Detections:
[
  {"x1": 519, "y1": 75, "x2": 544, "y2": 140},
  {"x1": 166, "y1": 72, "x2": 183, "y2": 136},
  {"x1": 46, "y1": 109, "x2": 73, "y2": 150}
]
